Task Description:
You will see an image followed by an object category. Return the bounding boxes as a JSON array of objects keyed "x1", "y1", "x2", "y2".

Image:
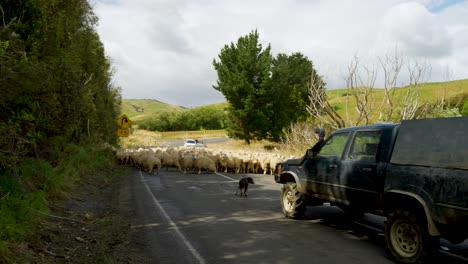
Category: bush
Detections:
[
  {"x1": 462, "y1": 100, "x2": 468, "y2": 116},
  {"x1": 0, "y1": 143, "x2": 116, "y2": 263}
]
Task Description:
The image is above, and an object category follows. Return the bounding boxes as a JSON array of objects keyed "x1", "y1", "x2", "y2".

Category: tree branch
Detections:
[{"x1": 29, "y1": 207, "x2": 88, "y2": 224}]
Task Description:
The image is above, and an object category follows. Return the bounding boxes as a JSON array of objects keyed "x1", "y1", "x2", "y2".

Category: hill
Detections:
[
  {"x1": 325, "y1": 79, "x2": 468, "y2": 122},
  {"x1": 121, "y1": 99, "x2": 187, "y2": 120},
  {"x1": 121, "y1": 79, "x2": 468, "y2": 122},
  {"x1": 121, "y1": 99, "x2": 229, "y2": 121}
]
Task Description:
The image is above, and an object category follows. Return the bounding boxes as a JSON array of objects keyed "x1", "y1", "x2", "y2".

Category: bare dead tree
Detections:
[
  {"x1": 345, "y1": 55, "x2": 377, "y2": 126},
  {"x1": 441, "y1": 66, "x2": 454, "y2": 106},
  {"x1": 0, "y1": 4, "x2": 17, "y2": 30},
  {"x1": 281, "y1": 122, "x2": 317, "y2": 156},
  {"x1": 378, "y1": 47, "x2": 404, "y2": 122},
  {"x1": 398, "y1": 59, "x2": 431, "y2": 120},
  {"x1": 307, "y1": 74, "x2": 345, "y2": 130}
]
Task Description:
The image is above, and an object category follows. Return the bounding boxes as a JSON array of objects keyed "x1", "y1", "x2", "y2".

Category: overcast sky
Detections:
[{"x1": 91, "y1": 0, "x2": 468, "y2": 108}]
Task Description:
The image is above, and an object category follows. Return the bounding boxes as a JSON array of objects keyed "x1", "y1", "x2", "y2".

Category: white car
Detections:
[{"x1": 183, "y1": 139, "x2": 203, "y2": 147}]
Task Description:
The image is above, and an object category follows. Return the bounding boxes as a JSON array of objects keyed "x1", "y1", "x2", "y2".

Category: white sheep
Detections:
[
  {"x1": 116, "y1": 150, "x2": 129, "y2": 165},
  {"x1": 193, "y1": 156, "x2": 217, "y2": 174},
  {"x1": 162, "y1": 152, "x2": 182, "y2": 171},
  {"x1": 268, "y1": 154, "x2": 285, "y2": 175},
  {"x1": 142, "y1": 155, "x2": 162, "y2": 175},
  {"x1": 260, "y1": 155, "x2": 271, "y2": 174},
  {"x1": 179, "y1": 154, "x2": 195, "y2": 174}
]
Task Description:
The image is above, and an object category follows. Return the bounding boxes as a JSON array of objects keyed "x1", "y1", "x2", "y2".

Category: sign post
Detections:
[{"x1": 117, "y1": 114, "x2": 132, "y2": 137}]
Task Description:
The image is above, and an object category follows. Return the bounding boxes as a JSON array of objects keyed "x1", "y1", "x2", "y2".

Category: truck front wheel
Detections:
[
  {"x1": 384, "y1": 210, "x2": 438, "y2": 264},
  {"x1": 281, "y1": 182, "x2": 306, "y2": 219}
]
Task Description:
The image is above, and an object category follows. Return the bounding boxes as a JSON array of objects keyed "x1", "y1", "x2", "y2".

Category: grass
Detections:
[
  {"x1": 0, "y1": 143, "x2": 117, "y2": 263},
  {"x1": 325, "y1": 79, "x2": 468, "y2": 124},
  {"x1": 121, "y1": 99, "x2": 187, "y2": 120},
  {"x1": 120, "y1": 128, "x2": 300, "y2": 157},
  {"x1": 120, "y1": 128, "x2": 228, "y2": 148},
  {"x1": 121, "y1": 99, "x2": 229, "y2": 121},
  {"x1": 119, "y1": 79, "x2": 468, "y2": 155},
  {"x1": 208, "y1": 138, "x2": 286, "y2": 154},
  {"x1": 122, "y1": 79, "x2": 468, "y2": 125}
]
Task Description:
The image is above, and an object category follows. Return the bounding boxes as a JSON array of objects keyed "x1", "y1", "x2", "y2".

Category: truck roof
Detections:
[
  {"x1": 390, "y1": 117, "x2": 468, "y2": 170},
  {"x1": 333, "y1": 123, "x2": 399, "y2": 134}
]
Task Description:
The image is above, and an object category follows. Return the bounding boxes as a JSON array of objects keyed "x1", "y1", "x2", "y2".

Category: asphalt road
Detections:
[
  {"x1": 154, "y1": 138, "x2": 231, "y2": 148},
  {"x1": 121, "y1": 168, "x2": 468, "y2": 264}
]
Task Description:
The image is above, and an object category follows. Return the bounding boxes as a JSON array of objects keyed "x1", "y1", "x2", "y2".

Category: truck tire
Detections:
[
  {"x1": 281, "y1": 182, "x2": 306, "y2": 219},
  {"x1": 384, "y1": 209, "x2": 438, "y2": 264}
]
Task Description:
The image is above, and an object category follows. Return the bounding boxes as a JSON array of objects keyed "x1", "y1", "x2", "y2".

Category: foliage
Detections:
[
  {"x1": 324, "y1": 79, "x2": 468, "y2": 124},
  {"x1": 269, "y1": 52, "x2": 325, "y2": 141},
  {"x1": 0, "y1": 0, "x2": 119, "y2": 173},
  {"x1": 462, "y1": 100, "x2": 468, "y2": 116},
  {"x1": 213, "y1": 31, "x2": 324, "y2": 143},
  {"x1": 0, "y1": 143, "x2": 116, "y2": 262},
  {"x1": 137, "y1": 104, "x2": 228, "y2": 131},
  {"x1": 432, "y1": 106, "x2": 462, "y2": 118},
  {"x1": 213, "y1": 29, "x2": 273, "y2": 144},
  {"x1": 0, "y1": 0, "x2": 120, "y2": 260}
]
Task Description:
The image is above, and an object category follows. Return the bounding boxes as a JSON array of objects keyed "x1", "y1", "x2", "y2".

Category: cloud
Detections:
[
  {"x1": 379, "y1": 2, "x2": 452, "y2": 58},
  {"x1": 92, "y1": 0, "x2": 468, "y2": 107}
]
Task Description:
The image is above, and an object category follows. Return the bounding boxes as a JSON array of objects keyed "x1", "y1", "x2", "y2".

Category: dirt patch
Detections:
[{"x1": 20, "y1": 167, "x2": 143, "y2": 263}]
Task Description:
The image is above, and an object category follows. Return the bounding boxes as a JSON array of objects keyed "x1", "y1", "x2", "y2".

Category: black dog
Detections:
[{"x1": 235, "y1": 177, "x2": 255, "y2": 197}]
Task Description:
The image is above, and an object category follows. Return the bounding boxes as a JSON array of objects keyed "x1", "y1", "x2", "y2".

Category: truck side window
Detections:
[
  {"x1": 348, "y1": 130, "x2": 381, "y2": 162},
  {"x1": 318, "y1": 132, "x2": 350, "y2": 158}
]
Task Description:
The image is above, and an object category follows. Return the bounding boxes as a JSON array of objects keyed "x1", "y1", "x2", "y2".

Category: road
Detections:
[
  {"x1": 120, "y1": 168, "x2": 468, "y2": 264},
  {"x1": 152, "y1": 137, "x2": 231, "y2": 148}
]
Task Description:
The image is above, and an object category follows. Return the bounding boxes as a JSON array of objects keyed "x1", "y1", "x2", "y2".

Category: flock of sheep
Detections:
[{"x1": 115, "y1": 145, "x2": 288, "y2": 176}]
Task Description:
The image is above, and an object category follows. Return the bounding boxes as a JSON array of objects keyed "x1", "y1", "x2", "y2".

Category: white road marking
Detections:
[
  {"x1": 130, "y1": 223, "x2": 160, "y2": 229},
  {"x1": 139, "y1": 171, "x2": 206, "y2": 264},
  {"x1": 215, "y1": 172, "x2": 236, "y2": 181}
]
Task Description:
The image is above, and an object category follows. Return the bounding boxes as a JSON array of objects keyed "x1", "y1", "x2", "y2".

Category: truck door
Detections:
[
  {"x1": 341, "y1": 130, "x2": 382, "y2": 210},
  {"x1": 304, "y1": 132, "x2": 350, "y2": 200}
]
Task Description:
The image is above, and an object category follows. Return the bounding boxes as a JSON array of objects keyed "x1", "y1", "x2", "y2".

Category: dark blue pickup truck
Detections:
[{"x1": 274, "y1": 117, "x2": 468, "y2": 264}]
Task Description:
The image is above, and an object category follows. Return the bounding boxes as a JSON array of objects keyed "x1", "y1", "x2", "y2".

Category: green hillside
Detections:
[
  {"x1": 121, "y1": 99, "x2": 187, "y2": 120},
  {"x1": 325, "y1": 79, "x2": 468, "y2": 122},
  {"x1": 122, "y1": 79, "x2": 468, "y2": 123},
  {"x1": 121, "y1": 99, "x2": 229, "y2": 121}
]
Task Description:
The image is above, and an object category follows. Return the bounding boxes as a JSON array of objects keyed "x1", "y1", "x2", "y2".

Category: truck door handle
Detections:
[
  {"x1": 329, "y1": 164, "x2": 338, "y2": 169},
  {"x1": 361, "y1": 167, "x2": 372, "y2": 172}
]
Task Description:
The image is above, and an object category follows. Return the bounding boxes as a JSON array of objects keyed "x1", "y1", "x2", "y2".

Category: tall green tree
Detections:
[
  {"x1": 213, "y1": 30, "x2": 272, "y2": 144},
  {"x1": 269, "y1": 52, "x2": 319, "y2": 140},
  {"x1": 0, "y1": 0, "x2": 120, "y2": 181}
]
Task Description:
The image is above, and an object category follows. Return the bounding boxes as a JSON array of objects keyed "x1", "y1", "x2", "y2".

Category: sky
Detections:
[{"x1": 90, "y1": 0, "x2": 468, "y2": 108}]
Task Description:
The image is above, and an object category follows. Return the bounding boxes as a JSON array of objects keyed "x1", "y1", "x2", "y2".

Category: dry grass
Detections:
[
  {"x1": 208, "y1": 138, "x2": 283, "y2": 153},
  {"x1": 119, "y1": 128, "x2": 301, "y2": 158},
  {"x1": 120, "y1": 129, "x2": 228, "y2": 148}
]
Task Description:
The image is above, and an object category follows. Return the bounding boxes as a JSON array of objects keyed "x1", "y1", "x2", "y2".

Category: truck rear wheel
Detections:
[
  {"x1": 281, "y1": 182, "x2": 306, "y2": 219},
  {"x1": 384, "y1": 209, "x2": 438, "y2": 264}
]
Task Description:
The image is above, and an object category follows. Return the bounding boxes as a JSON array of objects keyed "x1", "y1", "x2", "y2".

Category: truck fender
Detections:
[
  {"x1": 385, "y1": 190, "x2": 441, "y2": 237},
  {"x1": 277, "y1": 171, "x2": 305, "y2": 194}
]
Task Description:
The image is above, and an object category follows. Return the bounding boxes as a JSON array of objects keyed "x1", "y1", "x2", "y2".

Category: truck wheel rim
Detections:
[
  {"x1": 283, "y1": 190, "x2": 294, "y2": 212},
  {"x1": 390, "y1": 219, "x2": 420, "y2": 258}
]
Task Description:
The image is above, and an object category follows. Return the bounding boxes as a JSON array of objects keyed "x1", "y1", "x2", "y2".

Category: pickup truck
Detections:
[{"x1": 274, "y1": 117, "x2": 468, "y2": 263}]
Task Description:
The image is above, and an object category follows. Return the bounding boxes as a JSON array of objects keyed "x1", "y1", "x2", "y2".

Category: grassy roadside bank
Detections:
[{"x1": 0, "y1": 144, "x2": 131, "y2": 263}]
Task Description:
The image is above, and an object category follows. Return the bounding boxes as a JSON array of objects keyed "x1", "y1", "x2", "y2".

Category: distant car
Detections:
[
  {"x1": 183, "y1": 139, "x2": 204, "y2": 147},
  {"x1": 183, "y1": 139, "x2": 197, "y2": 147}
]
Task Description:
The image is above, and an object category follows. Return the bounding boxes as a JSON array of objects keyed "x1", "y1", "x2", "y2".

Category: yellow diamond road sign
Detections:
[
  {"x1": 117, "y1": 129, "x2": 129, "y2": 137},
  {"x1": 117, "y1": 114, "x2": 132, "y2": 129}
]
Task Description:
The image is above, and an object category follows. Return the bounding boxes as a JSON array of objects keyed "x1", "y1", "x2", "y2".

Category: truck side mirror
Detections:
[
  {"x1": 308, "y1": 128, "x2": 326, "y2": 158},
  {"x1": 314, "y1": 128, "x2": 325, "y2": 145},
  {"x1": 306, "y1": 148, "x2": 315, "y2": 159}
]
